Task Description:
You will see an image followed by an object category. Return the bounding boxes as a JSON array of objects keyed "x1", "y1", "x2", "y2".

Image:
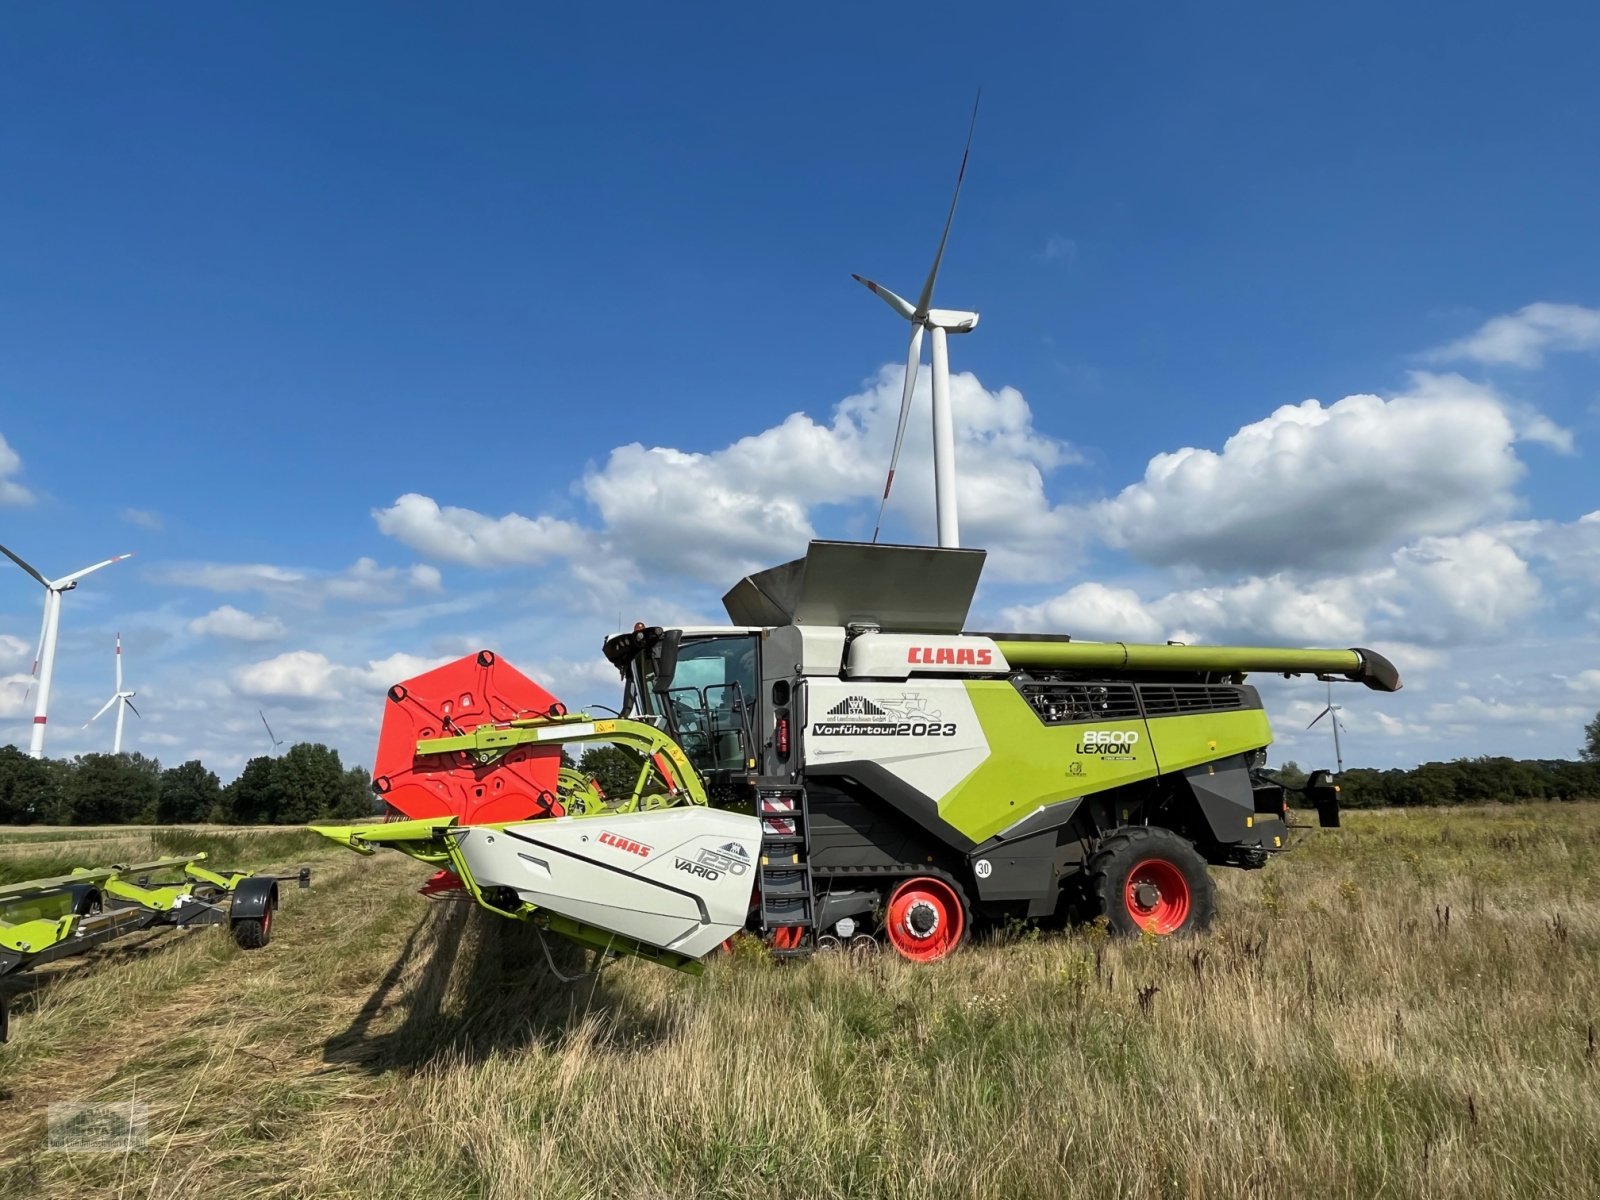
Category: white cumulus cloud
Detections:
[
  {"x1": 187, "y1": 605, "x2": 286, "y2": 642},
  {"x1": 373, "y1": 494, "x2": 588, "y2": 568},
  {"x1": 1431, "y1": 302, "x2": 1600, "y2": 368},
  {"x1": 0, "y1": 433, "x2": 35, "y2": 506},
  {"x1": 231, "y1": 649, "x2": 454, "y2": 704},
  {"x1": 158, "y1": 557, "x2": 441, "y2": 605},
  {"x1": 1094, "y1": 373, "x2": 1533, "y2": 573},
  {"x1": 377, "y1": 366, "x2": 1081, "y2": 586},
  {"x1": 1003, "y1": 529, "x2": 1539, "y2": 651}
]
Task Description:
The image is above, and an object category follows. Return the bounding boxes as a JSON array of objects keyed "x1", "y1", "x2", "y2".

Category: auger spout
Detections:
[{"x1": 989, "y1": 640, "x2": 1402, "y2": 692}]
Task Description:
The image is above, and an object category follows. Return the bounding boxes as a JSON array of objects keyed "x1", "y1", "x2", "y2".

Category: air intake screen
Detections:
[{"x1": 1017, "y1": 682, "x2": 1142, "y2": 725}]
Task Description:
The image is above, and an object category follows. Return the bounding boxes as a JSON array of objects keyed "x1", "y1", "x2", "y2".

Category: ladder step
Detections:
[{"x1": 758, "y1": 873, "x2": 812, "y2": 898}]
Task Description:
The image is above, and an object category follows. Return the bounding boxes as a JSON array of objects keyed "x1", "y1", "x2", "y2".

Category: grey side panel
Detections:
[
  {"x1": 1181, "y1": 756, "x2": 1258, "y2": 845},
  {"x1": 968, "y1": 829, "x2": 1058, "y2": 905},
  {"x1": 803, "y1": 760, "x2": 978, "y2": 855}
]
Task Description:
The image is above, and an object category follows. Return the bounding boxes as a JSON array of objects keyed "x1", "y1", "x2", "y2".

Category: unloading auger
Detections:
[{"x1": 314, "y1": 540, "x2": 1401, "y2": 975}]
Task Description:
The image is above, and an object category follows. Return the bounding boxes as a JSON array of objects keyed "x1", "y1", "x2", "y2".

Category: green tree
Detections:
[
  {"x1": 326, "y1": 764, "x2": 378, "y2": 819},
  {"x1": 0, "y1": 745, "x2": 59, "y2": 824},
  {"x1": 273, "y1": 743, "x2": 348, "y2": 824},
  {"x1": 1584, "y1": 711, "x2": 1600, "y2": 763},
  {"x1": 66, "y1": 752, "x2": 161, "y2": 825},
  {"x1": 579, "y1": 744, "x2": 640, "y2": 802},
  {"x1": 225, "y1": 756, "x2": 280, "y2": 824},
  {"x1": 1271, "y1": 760, "x2": 1308, "y2": 790},
  {"x1": 157, "y1": 760, "x2": 223, "y2": 824}
]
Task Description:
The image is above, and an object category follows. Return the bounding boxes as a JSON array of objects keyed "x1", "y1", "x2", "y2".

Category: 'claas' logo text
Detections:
[
  {"x1": 599, "y1": 831, "x2": 652, "y2": 857},
  {"x1": 907, "y1": 645, "x2": 994, "y2": 666}
]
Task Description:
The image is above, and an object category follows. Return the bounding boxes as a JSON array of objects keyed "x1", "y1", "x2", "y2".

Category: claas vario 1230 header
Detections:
[{"x1": 314, "y1": 540, "x2": 1399, "y2": 970}]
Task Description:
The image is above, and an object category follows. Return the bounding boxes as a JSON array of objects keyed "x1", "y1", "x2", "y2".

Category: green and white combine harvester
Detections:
[
  {"x1": 0, "y1": 853, "x2": 309, "y2": 1041},
  {"x1": 315, "y1": 540, "x2": 1400, "y2": 972}
]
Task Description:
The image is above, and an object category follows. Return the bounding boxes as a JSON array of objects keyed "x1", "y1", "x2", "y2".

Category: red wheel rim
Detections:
[
  {"x1": 768, "y1": 926, "x2": 804, "y2": 951},
  {"x1": 1124, "y1": 858, "x2": 1190, "y2": 934},
  {"x1": 262, "y1": 906, "x2": 272, "y2": 935},
  {"x1": 885, "y1": 877, "x2": 964, "y2": 963}
]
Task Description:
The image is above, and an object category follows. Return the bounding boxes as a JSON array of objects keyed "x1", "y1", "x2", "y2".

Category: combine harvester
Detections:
[
  {"x1": 0, "y1": 853, "x2": 308, "y2": 1041},
  {"x1": 315, "y1": 105, "x2": 1401, "y2": 972},
  {"x1": 315, "y1": 539, "x2": 1399, "y2": 972}
]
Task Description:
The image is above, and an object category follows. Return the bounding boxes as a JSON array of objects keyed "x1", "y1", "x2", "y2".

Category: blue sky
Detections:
[{"x1": 2, "y1": 3, "x2": 1599, "y2": 775}]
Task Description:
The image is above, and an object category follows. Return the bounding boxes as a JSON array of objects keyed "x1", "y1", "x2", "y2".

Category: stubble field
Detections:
[{"x1": 1, "y1": 805, "x2": 1598, "y2": 1199}]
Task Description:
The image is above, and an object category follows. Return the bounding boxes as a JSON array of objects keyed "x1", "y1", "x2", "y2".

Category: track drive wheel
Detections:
[
  {"x1": 884, "y1": 875, "x2": 967, "y2": 963},
  {"x1": 231, "y1": 904, "x2": 273, "y2": 950},
  {"x1": 767, "y1": 926, "x2": 806, "y2": 952},
  {"x1": 1085, "y1": 827, "x2": 1215, "y2": 936}
]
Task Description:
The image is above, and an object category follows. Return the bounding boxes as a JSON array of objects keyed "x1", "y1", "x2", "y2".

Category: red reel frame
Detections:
[{"x1": 372, "y1": 650, "x2": 568, "y2": 825}]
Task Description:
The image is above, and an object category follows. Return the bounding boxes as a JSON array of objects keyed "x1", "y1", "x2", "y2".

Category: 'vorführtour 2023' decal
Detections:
[{"x1": 812, "y1": 693, "x2": 958, "y2": 738}]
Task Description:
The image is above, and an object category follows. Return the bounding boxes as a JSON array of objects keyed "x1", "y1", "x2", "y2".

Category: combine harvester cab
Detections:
[{"x1": 316, "y1": 539, "x2": 1399, "y2": 972}]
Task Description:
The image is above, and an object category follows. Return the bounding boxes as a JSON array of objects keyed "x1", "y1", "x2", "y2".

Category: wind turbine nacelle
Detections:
[{"x1": 926, "y1": 309, "x2": 980, "y2": 333}]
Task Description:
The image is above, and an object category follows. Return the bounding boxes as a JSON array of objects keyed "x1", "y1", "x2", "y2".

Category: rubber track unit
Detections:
[
  {"x1": 813, "y1": 863, "x2": 972, "y2": 947},
  {"x1": 1083, "y1": 826, "x2": 1216, "y2": 937}
]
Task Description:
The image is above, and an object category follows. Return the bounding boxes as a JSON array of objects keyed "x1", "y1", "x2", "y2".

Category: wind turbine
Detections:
[
  {"x1": 0, "y1": 543, "x2": 134, "y2": 759},
  {"x1": 259, "y1": 709, "x2": 285, "y2": 755},
  {"x1": 1308, "y1": 682, "x2": 1345, "y2": 774},
  {"x1": 84, "y1": 632, "x2": 140, "y2": 754},
  {"x1": 855, "y1": 93, "x2": 981, "y2": 550}
]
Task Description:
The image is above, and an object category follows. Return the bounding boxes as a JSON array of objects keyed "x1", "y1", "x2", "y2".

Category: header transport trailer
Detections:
[
  {"x1": 315, "y1": 540, "x2": 1399, "y2": 970},
  {"x1": 0, "y1": 853, "x2": 309, "y2": 1042}
]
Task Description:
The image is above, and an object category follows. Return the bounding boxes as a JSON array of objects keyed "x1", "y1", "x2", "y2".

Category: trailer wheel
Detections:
[
  {"x1": 884, "y1": 876, "x2": 967, "y2": 963},
  {"x1": 1086, "y1": 827, "x2": 1215, "y2": 937},
  {"x1": 232, "y1": 905, "x2": 273, "y2": 950}
]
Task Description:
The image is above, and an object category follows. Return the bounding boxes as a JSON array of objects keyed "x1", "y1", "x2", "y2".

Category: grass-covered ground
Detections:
[{"x1": 2, "y1": 806, "x2": 1598, "y2": 1199}]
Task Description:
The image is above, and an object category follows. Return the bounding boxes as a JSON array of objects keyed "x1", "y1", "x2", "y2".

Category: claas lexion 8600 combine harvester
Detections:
[{"x1": 315, "y1": 539, "x2": 1401, "y2": 972}]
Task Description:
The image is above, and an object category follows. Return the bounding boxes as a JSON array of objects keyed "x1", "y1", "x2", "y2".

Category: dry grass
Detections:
[{"x1": 3, "y1": 806, "x2": 1600, "y2": 1199}]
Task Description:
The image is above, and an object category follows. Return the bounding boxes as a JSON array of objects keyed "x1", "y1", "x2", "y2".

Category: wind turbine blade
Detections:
[
  {"x1": 259, "y1": 709, "x2": 279, "y2": 744},
  {"x1": 25, "y1": 602, "x2": 48, "y2": 698},
  {"x1": 1308, "y1": 706, "x2": 1331, "y2": 729},
  {"x1": 851, "y1": 275, "x2": 916, "y2": 321},
  {"x1": 871, "y1": 324, "x2": 926, "y2": 543},
  {"x1": 0, "y1": 542, "x2": 49, "y2": 588},
  {"x1": 914, "y1": 90, "x2": 981, "y2": 317},
  {"x1": 125, "y1": 698, "x2": 141, "y2": 719},
  {"x1": 86, "y1": 694, "x2": 118, "y2": 725},
  {"x1": 115, "y1": 632, "x2": 123, "y2": 692},
  {"x1": 56, "y1": 552, "x2": 134, "y2": 588}
]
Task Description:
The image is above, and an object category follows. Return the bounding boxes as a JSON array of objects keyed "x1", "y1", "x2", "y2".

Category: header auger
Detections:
[{"x1": 315, "y1": 539, "x2": 1399, "y2": 974}]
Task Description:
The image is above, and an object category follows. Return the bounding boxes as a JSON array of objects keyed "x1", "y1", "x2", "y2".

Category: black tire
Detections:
[
  {"x1": 1084, "y1": 826, "x2": 1215, "y2": 937},
  {"x1": 232, "y1": 905, "x2": 273, "y2": 949}
]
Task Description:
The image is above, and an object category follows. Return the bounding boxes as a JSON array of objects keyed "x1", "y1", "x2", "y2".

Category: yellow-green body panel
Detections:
[{"x1": 935, "y1": 682, "x2": 1272, "y2": 843}]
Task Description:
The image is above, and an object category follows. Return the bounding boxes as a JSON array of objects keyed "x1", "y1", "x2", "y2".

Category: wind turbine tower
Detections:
[
  {"x1": 1308, "y1": 682, "x2": 1346, "y2": 774},
  {"x1": 855, "y1": 95, "x2": 982, "y2": 550},
  {"x1": 1, "y1": 542, "x2": 134, "y2": 759},
  {"x1": 85, "y1": 632, "x2": 140, "y2": 754}
]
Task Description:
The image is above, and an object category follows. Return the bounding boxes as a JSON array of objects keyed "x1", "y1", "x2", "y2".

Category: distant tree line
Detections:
[
  {"x1": 3, "y1": 714, "x2": 1598, "y2": 826},
  {"x1": 1276, "y1": 755, "x2": 1600, "y2": 809},
  {"x1": 0, "y1": 743, "x2": 376, "y2": 826}
]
